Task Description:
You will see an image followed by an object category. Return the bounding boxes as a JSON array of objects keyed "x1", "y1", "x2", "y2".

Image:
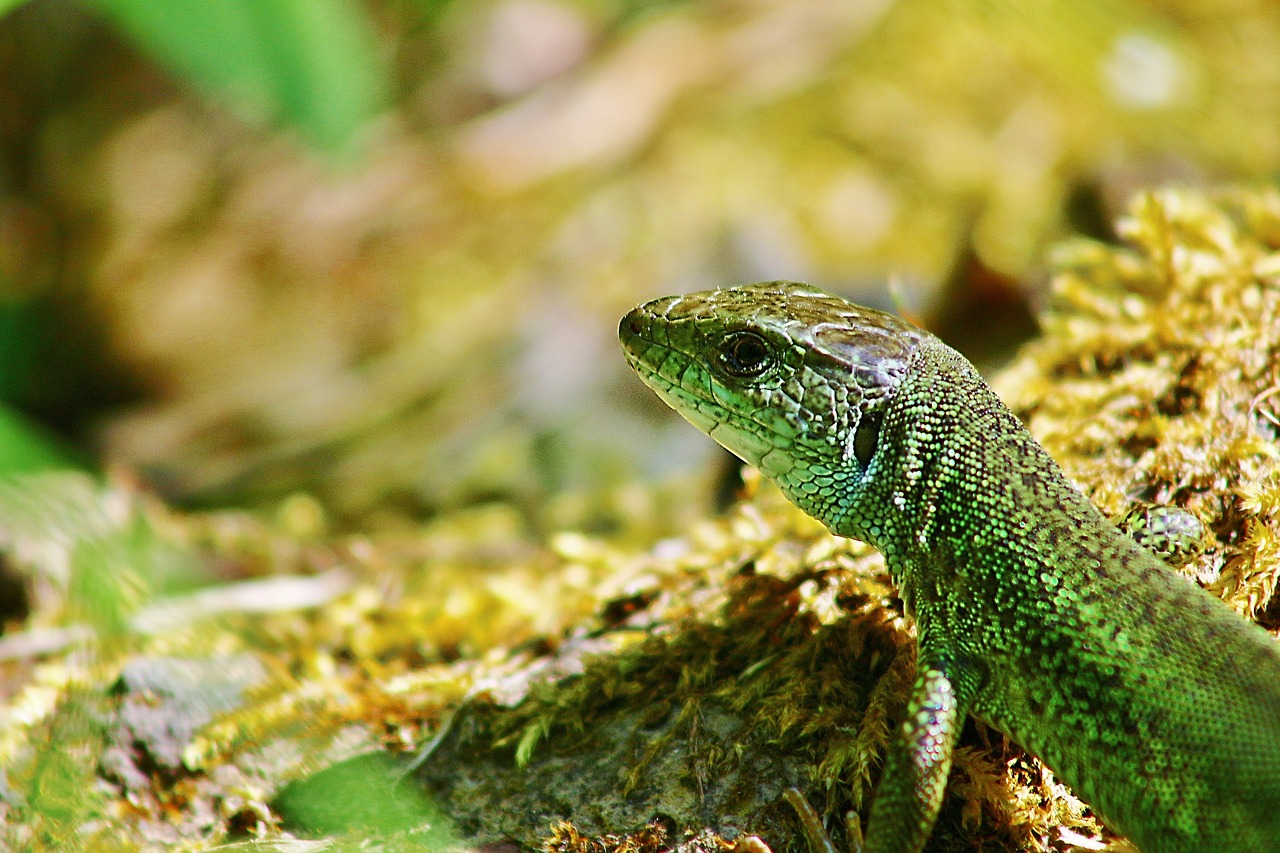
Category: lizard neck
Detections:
[{"x1": 831, "y1": 340, "x2": 1105, "y2": 591}]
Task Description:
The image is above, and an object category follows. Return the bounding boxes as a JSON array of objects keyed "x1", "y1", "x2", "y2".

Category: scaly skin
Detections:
[{"x1": 619, "y1": 281, "x2": 1280, "y2": 853}]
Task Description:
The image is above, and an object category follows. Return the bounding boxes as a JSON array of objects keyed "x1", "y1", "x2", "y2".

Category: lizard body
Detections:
[{"x1": 619, "y1": 281, "x2": 1280, "y2": 853}]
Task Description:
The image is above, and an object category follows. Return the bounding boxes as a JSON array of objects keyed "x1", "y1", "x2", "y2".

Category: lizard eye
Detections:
[{"x1": 715, "y1": 331, "x2": 774, "y2": 378}]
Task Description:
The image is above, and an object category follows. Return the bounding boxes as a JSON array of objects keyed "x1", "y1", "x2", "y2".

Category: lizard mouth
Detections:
[{"x1": 619, "y1": 303, "x2": 726, "y2": 433}]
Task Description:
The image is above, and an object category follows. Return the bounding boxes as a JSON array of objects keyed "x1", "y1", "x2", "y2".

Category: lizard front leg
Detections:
[
  {"x1": 788, "y1": 657, "x2": 977, "y2": 853},
  {"x1": 861, "y1": 661, "x2": 972, "y2": 853}
]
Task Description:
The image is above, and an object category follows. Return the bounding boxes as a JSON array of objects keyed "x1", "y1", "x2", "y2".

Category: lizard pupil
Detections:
[{"x1": 717, "y1": 331, "x2": 773, "y2": 378}]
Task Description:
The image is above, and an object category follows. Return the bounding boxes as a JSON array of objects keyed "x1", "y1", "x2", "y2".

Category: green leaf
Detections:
[
  {"x1": 276, "y1": 752, "x2": 459, "y2": 841},
  {"x1": 84, "y1": 0, "x2": 388, "y2": 154},
  {"x1": 0, "y1": 406, "x2": 78, "y2": 474},
  {"x1": 0, "y1": 0, "x2": 32, "y2": 19}
]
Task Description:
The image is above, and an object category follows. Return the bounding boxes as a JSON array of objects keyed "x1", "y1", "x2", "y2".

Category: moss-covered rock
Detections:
[{"x1": 4, "y1": 188, "x2": 1280, "y2": 852}]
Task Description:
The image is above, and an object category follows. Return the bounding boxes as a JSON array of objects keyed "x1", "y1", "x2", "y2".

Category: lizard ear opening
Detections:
[{"x1": 852, "y1": 411, "x2": 881, "y2": 468}]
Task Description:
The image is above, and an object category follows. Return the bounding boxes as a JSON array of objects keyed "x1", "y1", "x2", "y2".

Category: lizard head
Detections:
[{"x1": 620, "y1": 281, "x2": 927, "y2": 525}]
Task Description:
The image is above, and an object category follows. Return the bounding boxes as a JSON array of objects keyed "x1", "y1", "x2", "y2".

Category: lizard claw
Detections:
[{"x1": 782, "y1": 787, "x2": 864, "y2": 853}]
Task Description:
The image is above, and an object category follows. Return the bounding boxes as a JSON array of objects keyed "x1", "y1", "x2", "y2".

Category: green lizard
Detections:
[{"x1": 618, "y1": 281, "x2": 1280, "y2": 853}]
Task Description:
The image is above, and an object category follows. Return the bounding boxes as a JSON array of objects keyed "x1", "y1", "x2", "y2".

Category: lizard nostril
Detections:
[{"x1": 620, "y1": 311, "x2": 645, "y2": 339}]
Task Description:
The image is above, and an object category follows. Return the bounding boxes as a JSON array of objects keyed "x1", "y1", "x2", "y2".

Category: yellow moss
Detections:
[{"x1": 998, "y1": 188, "x2": 1280, "y2": 622}]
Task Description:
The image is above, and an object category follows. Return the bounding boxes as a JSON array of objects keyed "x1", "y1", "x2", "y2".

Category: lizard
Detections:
[{"x1": 618, "y1": 280, "x2": 1280, "y2": 853}]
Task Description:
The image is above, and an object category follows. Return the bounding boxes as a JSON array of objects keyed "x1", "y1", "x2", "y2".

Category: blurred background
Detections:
[{"x1": 1, "y1": 0, "x2": 1278, "y2": 540}]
